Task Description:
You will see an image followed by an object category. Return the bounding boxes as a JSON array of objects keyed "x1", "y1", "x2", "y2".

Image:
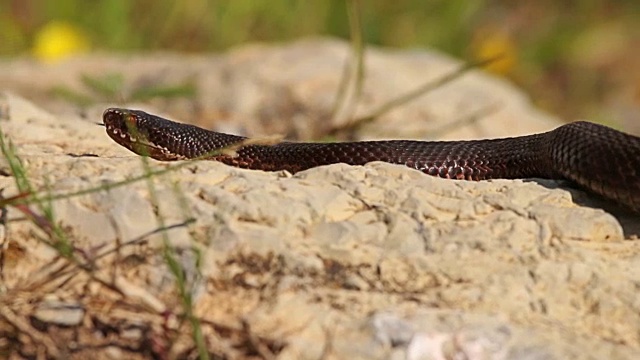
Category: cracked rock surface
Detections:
[{"x1": 1, "y1": 40, "x2": 639, "y2": 359}]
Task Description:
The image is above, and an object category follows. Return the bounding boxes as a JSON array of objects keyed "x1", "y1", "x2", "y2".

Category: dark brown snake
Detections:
[{"x1": 103, "y1": 108, "x2": 640, "y2": 211}]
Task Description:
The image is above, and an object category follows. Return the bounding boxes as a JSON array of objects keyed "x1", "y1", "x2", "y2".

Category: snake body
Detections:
[{"x1": 103, "y1": 108, "x2": 640, "y2": 211}]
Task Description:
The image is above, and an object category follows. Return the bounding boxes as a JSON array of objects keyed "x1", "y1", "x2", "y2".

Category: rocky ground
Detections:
[{"x1": 0, "y1": 39, "x2": 639, "y2": 359}]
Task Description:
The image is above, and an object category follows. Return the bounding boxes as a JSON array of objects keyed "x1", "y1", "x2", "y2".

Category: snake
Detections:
[{"x1": 103, "y1": 108, "x2": 640, "y2": 211}]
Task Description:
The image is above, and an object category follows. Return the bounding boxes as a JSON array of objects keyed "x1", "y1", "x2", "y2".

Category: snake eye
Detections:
[{"x1": 125, "y1": 113, "x2": 138, "y2": 127}]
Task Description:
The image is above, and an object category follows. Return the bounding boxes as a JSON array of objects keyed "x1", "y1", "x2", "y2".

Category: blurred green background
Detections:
[{"x1": 2, "y1": 0, "x2": 640, "y2": 125}]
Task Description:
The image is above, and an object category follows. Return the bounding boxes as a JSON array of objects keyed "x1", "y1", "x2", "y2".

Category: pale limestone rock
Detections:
[{"x1": 1, "y1": 40, "x2": 639, "y2": 359}]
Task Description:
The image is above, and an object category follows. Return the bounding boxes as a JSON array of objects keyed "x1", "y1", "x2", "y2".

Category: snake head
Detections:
[{"x1": 103, "y1": 108, "x2": 188, "y2": 160}]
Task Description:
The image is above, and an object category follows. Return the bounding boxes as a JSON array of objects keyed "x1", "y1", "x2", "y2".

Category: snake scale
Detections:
[{"x1": 103, "y1": 108, "x2": 640, "y2": 211}]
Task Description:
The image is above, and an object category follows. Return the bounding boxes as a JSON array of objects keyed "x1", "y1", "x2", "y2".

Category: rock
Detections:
[
  {"x1": 0, "y1": 38, "x2": 562, "y2": 140},
  {"x1": 0, "y1": 40, "x2": 639, "y2": 359}
]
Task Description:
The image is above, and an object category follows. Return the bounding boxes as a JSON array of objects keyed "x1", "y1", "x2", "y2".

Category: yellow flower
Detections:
[
  {"x1": 32, "y1": 21, "x2": 89, "y2": 62},
  {"x1": 471, "y1": 28, "x2": 517, "y2": 76}
]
